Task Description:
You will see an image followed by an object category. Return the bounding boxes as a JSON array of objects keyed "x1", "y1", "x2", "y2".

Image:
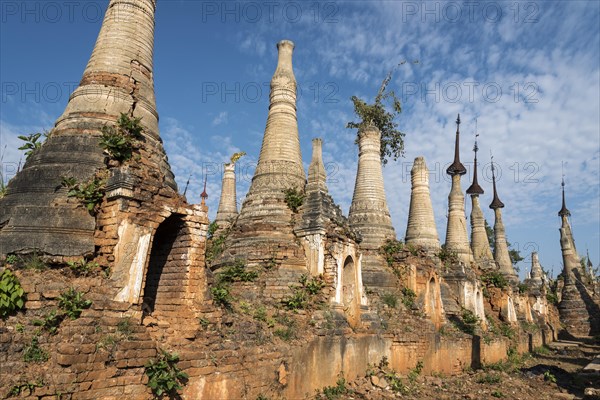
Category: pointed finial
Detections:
[
  {"x1": 183, "y1": 174, "x2": 192, "y2": 196},
  {"x1": 466, "y1": 122, "x2": 484, "y2": 195},
  {"x1": 489, "y1": 151, "x2": 504, "y2": 209},
  {"x1": 558, "y1": 162, "x2": 570, "y2": 217},
  {"x1": 201, "y1": 176, "x2": 208, "y2": 205},
  {"x1": 446, "y1": 113, "x2": 467, "y2": 176}
]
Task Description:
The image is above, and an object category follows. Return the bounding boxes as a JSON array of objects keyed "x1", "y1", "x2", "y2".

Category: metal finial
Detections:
[
  {"x1": 489, "y1": 150, "x2": 504, "y2": 209},
  {"x1": 201, "y1": 176, "x2": 208, "y2": 205},
  {"x1": 456, "y1": 114, "x2": 461, "y2": 126},
  {"x1": 183, "y1": 174, "x2": 192, "y2": 196}
]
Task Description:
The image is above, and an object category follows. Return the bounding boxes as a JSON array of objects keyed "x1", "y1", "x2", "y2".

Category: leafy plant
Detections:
[
  {"x1": 401, "y1": 287, "x2": 416, "y2": 308},
  {"x1": 283, "y1": 187, "x2": 304, "y2": 213},
  {"x1": 8, "y1": 380, "x2": 44, "y2": 397},
  {"x1": 299, "y1": 274, "x2": 324, "y2": 295},
  {"x1": 491, "y1": 390, "x2": 505, "y2": 398},
  {"x1": 453, "y1": 308, "x2": 480, "y2": 335},
  {"x1": 207, "y1": 221, "x2": 219, "y2": 240},
  {"x1": 380, "y1": 239, "x2": 404, "y2": 267},
  {"x1": 67, "y1": 259, "x2": 100, "y2": 277},
  {"x1": 206, "y1": 226, "x2": 230, "y2": 264},
  {"x1": 216, "y1": 260, "x2": 258, "y2": 283},
  {"x1": 282, "y1": 275, "x2": 324, "y2": 310},
  {"x1": 381, "y1": 292, "x2": 398, "y2": 308},
  {"x1": 99, "y1": 113, "x2": 144, "y2": 163},
  {"x1": 347, "y1": 64, "x2": 412, "y2": 164},
  {"x1": 436, "y1": 245, "x2": 458, "y2": 269},
  {"x1": 23, "y1": 336, "x2": 48, "y2": 362},
  {"x1": 145, "y1": 349, "x2": 189, "y2": 397},
  {"x1": 61, "y1": 176, "x2": 106, "y2": 214},
  {"x1": 482, "y1": 271, "x2": 508, "y2": 289},
  {"x1": 316, "y1": 374, "x2": 348, "y2": 400},
  {"x1": 476, "y1": 373, "x2": 501, "y2": 384},
  {"x1": 517, "y1": 283, "x2": 529, "y2": 294},
  {"x1": 282, "y1": 289, "x2": 308, "y2": 311},
  {"x1": 0, "y1": 269, "x2": 26, "y2": 318},
  {"x1": 211, "y1": 285, "x2": 232, "y2": 309},
  {"x1": 18, "y1": 133, "x2": 44, "y2": 159},
  {"x1": 407, "y1": 360, "x2": 423, "y2": 383},
  {"x1": 58, "y1": 288, "x2": 92, "y2": 319},
  {"x1": 546, "y1": 292, "x2": 558, "y2": 304},
  {"x1": 5, "y1": 255, "x2": 19, "y2": 265},
  {"x1": 32, "y1": 309, "x2": 63, "y2": 334},
  {"x1": 543, "y1": 370, "x2": 556, "y2": 383}
]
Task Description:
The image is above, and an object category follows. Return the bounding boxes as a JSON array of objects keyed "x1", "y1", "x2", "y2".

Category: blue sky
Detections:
[{"x1": 1, "y1": 0, "x2": 599, "y2": 279}]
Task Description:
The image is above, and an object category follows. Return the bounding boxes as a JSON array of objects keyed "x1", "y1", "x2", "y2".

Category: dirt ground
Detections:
[{"x1": 314, "y1": 338, "x2": 600, "y2": 400}]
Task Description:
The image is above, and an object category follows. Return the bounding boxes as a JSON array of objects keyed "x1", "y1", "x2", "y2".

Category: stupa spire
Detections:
[
  {"x1": 466, "y1": 129, "x2": 493, "y2": 265},
  {"x1": 488, "y1": 154, "x2": 517, "y2": 281},
  {"x1": 0, "y1": 0, "x2": 176, "y2": 257},
  {"x1": 348, "y1": 125, "x2": 396, "y2": 249},
  {"x1": 215, "y1": 40, "x2": 306, "y2": 266},
  {"x1": 405, "y1": 156, "x2": 440, "y2": 252},
  {"x1": 215, "y1": 153, "x2": 244, "y2": 230},
  {"x1": 444, "y1": 115, "x2": 473, "y2": 265}
]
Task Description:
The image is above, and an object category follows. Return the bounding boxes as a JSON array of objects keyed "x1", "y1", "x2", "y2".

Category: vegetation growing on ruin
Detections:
[
  {"x1": 23, "y1": 336, "x2": 48, "y2": 363},
  {"x1": 0, "y1": 269, "x2": 26, "y2": 318},
  {"x1": 380, "y1": 239, "x2": 404, "y2": 267},
  {"x1": 283, "y1": 187, "x2": 305, "y2": 213},
  {"x1": 282, "y1": 274, "x2": 325, "y2": 310},
  {"x1": 32, "y1": 310, "x2": 63, "y2": 335},
  {"x1": 206, "y1": 223, "x2": 230, "y2": 264},
  {"x1": 436, "y1": 245, "x2": 458, "y2": 270},
  {"x1": 347, "y1": 64, "x2": 416, "y2": 165},
  {"x1": 67, "y1": 259, "x2": 100, "y2": 277},
  {"x1": 0, "y1": 145, "x2": 8, "y2": 199},
  {"x1": 58, "y1": 288, "x2": 92, "y2": 319},
  {"x1": 482, "y1": 271, "x2": 509, "y2": 289},
  {"x1": 145, "y1": 349, "x2": 189, "y2": 397},
  {"x1": 18, "y1": 132, "x2": 45, "y2": 159},
  {"x1": 401, "y1": 287, "x2": 416, "y2": 308},
  {"x1": 61, "y1": 175, "x2": 106, "y2": 214},
  {"x1": 99, "y1": 113, "x2": 144, "y2": 163}
]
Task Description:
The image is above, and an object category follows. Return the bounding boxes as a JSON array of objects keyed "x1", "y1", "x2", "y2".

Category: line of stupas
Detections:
[{"x1": 0, "y1": 0, "x2": 596, "y2": 337}]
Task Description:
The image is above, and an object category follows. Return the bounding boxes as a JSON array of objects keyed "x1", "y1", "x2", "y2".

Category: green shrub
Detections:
[
  {"x1": 282, "y1": 290, "x2": 308, "y2": 311},
  {"x1": 381, "y1": 292, "x2": 398, "y2": 308},
  {"x1": 517, "y1": 283, "x2": 529, "y2": 294},
  {"x1": 436, "y1": 245, "x2": 458, "y2": 267},
  {"x1": 476, "y1": 373, "x2": 501, "y2": 384},
  {"x1": 380, "y1": 239, "x2": 404, "y2": 266},
  {"x1": 482, "y1": 272, "x2": 508, "y2": 289},
  {"x1": 282, "y1": 275, "x2": 324, "y2": 310},
  {"x1": 18, "y1": 133, "x2": 44, "y2": 159},
  {"x1": 207, "y1": 221, "x2": 219, "y2": 240},
  {"x1": 8, "y1": 380, "x2": 44, "y2": 397},
  {"x1": 0, "y1": 269, "x2": 26, "y2": 318},
  {"x1": 455, "y1": 308, "x2": 479, "y2": 335},
  {"x1": 283, "y1": 188, "x2": 304, "y2": 213},
  {"x1": 61, "y1": 176, "x2": 105, "y2": 214},
  {"x1": 316, "y1": 374, "x2": 348, "y2": 400},
  {"x1": 491, "y1": 390, "x2": 505, "y2": 398},
  {"x1": 210, "y1": 285, "x2": 232, "y2": 309},
  {"x1": 546, "y1": 292, "x2": 558, "y2": 304},
  {"x1": 23, "y1": 336, "x2": 48, "y2": 363},
  {"x1": 145, "y1": 349, "x2": 189, "y2": 397},
  {"x1": 58, "y1": 288, "x2": 92, "y2": 319},
  {"x1": 401, "y1": 287, "x2": 416, "y2": 308},
  {"x1": 300, "y1": 274, "x2": 324, "y2": 295},
  {"x1": 32, "y1": 309, "x2": 63, "y2": 334},
  {"x1": 67, "y1": 259, "x2": 100, "y2": 277},
  {"x1": 216, "y1": 261, "x2": 258, "y2": 283},
  {"x1": 100, "y1": 113, "x2": 144, "y2": 163},
  {"x1": 5, "y1": 255, "x2": 19, "y2": 265},
  {"x1": 543, "y1": 370, "x2": 556, "y2": 383}
]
